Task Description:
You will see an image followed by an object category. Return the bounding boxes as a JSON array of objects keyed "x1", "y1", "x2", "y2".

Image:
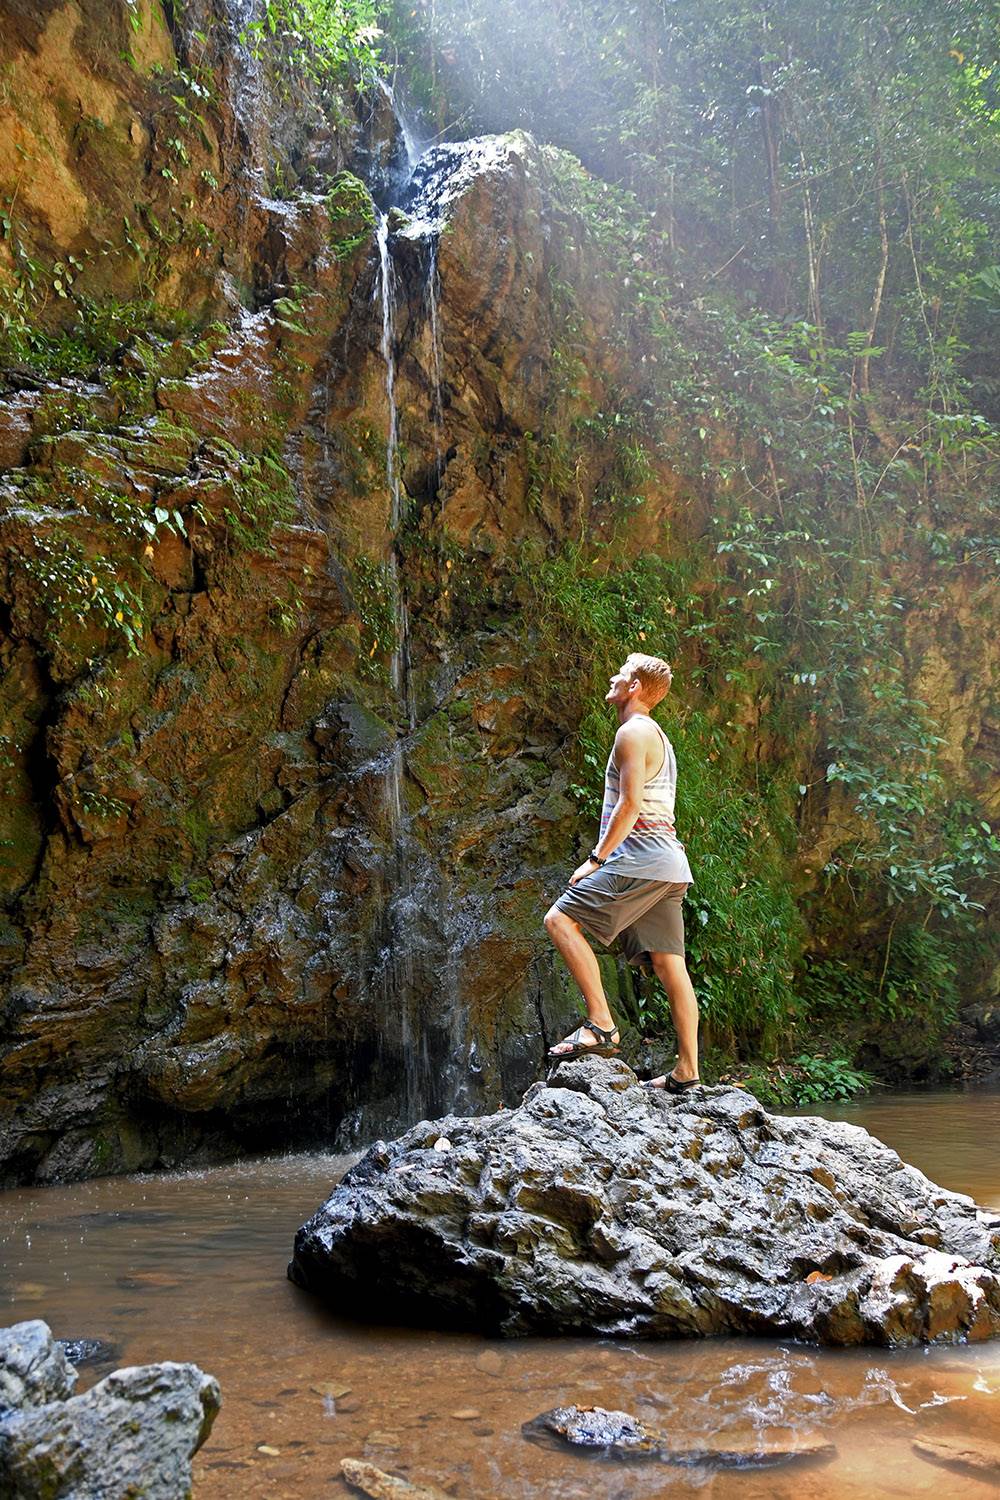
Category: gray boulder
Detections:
[
  {"x1": 289, "y1": 1058, "x2": 1000, "y2": 1346},
  {"x1": 0, "y1": 1319, "x2": 76, "y2": 1412},
  {"x1": 0, "y1": 1321, "x2": 220, "y2": 1500}
]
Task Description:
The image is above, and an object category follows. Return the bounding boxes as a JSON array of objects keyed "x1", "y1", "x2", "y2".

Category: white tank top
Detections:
[{"x1": 600, "y1": 716, "x2": 694, "y2": 883}]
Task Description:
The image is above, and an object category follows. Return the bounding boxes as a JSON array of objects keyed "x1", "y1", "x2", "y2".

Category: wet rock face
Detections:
[
  {"x1": 0, "y1": 1320, "x2": 219, "y2": 1499},
  {"x1": 289, "y1": 1059, "x2": 1000, "y2": 1346},
  {"x1": 2, "y1": 10, "x2": 619, "y2": 1180}
]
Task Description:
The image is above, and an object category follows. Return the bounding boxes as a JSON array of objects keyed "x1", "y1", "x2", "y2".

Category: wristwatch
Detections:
[{"x1": 589, "y1": 850, "x2": 608, "y2": 867}]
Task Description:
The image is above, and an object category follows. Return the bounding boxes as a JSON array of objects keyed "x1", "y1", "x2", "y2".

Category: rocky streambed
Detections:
[{"x1": 290, "y1": 1059, "x2": 1000, "y2": 1345}]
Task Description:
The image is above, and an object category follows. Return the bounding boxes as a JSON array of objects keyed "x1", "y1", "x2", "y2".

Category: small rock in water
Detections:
[
  {"x1": 474, "y1": 1349, "x2": 504, "y2": 1377},
  {"x1": 449, "y1": 1408, "x2": 480, "y2": 1420},
  {"x1": 115, "y1": 1271, "x2": 181, "y2": 1291},
  {"x1": 256, "y1": 1444, "x2": 281, "y2": 1456},
  {"x1": 523, "y1": 1406, "x2": 660, "y2": 1459},
  {"x1": 341, "y1": 1457, "x2": 454, "y2": 1498},
  {"x1": 523, "y1": 1405, "x2": 837, "y2": 1469},
  {"x1": 310, "y1": 1380, "x2": 352, "y2": 1398},
  {"x1": 913, "y1": 1435, "x2": 1000, "y2": 1476},
  {"x1": 55, "y1": 1337, "x2": 119, "y2": 1370}
]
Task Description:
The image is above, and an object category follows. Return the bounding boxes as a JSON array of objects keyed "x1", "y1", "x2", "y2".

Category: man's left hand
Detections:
[{"x1": 568, "y1": 859, "x2": 598, "y2": 887}]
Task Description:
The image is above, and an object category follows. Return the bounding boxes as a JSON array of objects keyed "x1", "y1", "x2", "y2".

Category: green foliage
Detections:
[
  {"x1": 15, "y1": 529, "x2": 147, "y2": 659},
  {"x1": 241, "y1": 0, "x2": 384, "y2": 89},
  {"x1": 352, "y1": 554, "x2": 396, "y2": 678},
  {"x1": 736, "y1": 1054, "x2": 876, "y2": 1109},
  {"x1": 672, "y1": 715, "x2": 802, "y2": 1043},
  {"x1": 326, "y1": 172, "x2": 376, "y2": 259},
  {"x1": 203, "y1": 442, "x2": 297, "y2": 554}
]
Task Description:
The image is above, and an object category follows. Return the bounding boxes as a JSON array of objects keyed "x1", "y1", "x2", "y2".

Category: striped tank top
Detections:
[{"x1": 600, "y1": 715, "x2": 694, "y2": 884}]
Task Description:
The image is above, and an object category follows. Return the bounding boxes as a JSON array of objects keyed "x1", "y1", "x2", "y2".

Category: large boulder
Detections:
[
  {"x1": 289, "y1": 1058, "x2": 1000, "y2": 1346},
  {"x1": 0, "y1": 1321, "x2": 220, "y2": 1500}
]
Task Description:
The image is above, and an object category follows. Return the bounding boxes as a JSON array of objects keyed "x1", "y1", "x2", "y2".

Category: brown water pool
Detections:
[{"x1": 1, "y1": 1089, "x2": 998, "y2": 1498}]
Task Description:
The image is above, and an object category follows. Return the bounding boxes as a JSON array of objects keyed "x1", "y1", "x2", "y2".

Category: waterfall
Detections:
[
  {"x1": 375, "y1": 75, "x2": 425, "y2": 180},
  {"x1": 365, "y1": 90, "x2": 475, "y2": 1128},
  {"x1": 425, "y1": 238, "x2": 445, "y2": 485},
  {"x1": 373, "y1": 211, "x2": 414, "y2": 731}
]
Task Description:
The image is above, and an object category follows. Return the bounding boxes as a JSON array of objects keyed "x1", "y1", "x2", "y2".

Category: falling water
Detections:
[
  {"x1": 425, "y1": 238, "x2": 445, "y2": 485},
  {"x1": 368, "y1": 93, "x2": 476, "y2": 1125},
  {"x1": 373, "y1": 205, "x2": 430, "y2": 1121},
  {"x1": 376, "y1": 75, "x2": 424, "y2": 179},
  {"x1": 373, "y1": 211, "x2": 414, "y2": 734}
]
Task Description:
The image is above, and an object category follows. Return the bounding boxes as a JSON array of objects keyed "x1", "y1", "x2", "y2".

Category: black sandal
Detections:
[
  {"x1": 548, "y1": 1020, "x2": 620, "y2": 1060},
  {"x1": 643, "y1": 1072, "x2": 701, "y2": 1093}
]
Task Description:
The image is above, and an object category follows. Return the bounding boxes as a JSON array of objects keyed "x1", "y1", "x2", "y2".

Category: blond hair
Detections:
[{"x1": 625, "y1": 652, "x2": 673, "y2": 708}]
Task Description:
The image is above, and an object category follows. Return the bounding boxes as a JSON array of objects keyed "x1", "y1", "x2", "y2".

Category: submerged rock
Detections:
[
  {"x1": 522, "y1": 1404, "x2": 836, "y2": 1468},
  {"x1": 289, "y1": 1059, "x2": 1000, "y2": 1346},
  {"x1": 55, "y1": 1337, "x2": 120, "y2": 1372},
  {"x1": 912, "y1": 1434, "x2": 1000, "y2": 1477},
  {"x1": 341, "y1": 1457, "x2": 454, "y2": 1498},
  {"x1": 0, "y1": 1320, "x2": 219, "y2": 1499}
]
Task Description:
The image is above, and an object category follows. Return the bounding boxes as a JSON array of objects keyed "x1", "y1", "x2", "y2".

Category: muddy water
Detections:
[{"x1": 1, "y1": 1091, "x2": 998, "y2": 1499}]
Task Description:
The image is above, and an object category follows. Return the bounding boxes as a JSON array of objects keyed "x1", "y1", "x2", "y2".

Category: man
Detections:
[{"x1": 544, "y1": 652, "x2": 700, "y2": 1092}]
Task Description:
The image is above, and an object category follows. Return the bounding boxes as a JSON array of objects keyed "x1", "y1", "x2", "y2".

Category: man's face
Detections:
[{"x1": 606, "y1": 660, "x2": 638, "y2": 706}]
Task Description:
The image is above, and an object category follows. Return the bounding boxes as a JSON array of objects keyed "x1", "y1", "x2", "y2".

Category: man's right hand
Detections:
[{"x1": 568, "y1": 859, "x2": 598, "y2": 887}]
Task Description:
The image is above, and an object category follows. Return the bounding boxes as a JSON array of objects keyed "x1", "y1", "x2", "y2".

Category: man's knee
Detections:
[
  {"x1": 651, "y1": 950, "x2": 688, "y2": 983},
  {"x1": 544, "y1": 904, "x2": 578, "y2": 940},
  {"x1": 544, "y1": 904, "x2": 564, "y2": 936}
]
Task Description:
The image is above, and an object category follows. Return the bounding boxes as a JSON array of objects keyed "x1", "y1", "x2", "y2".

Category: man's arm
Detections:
[{"x1": 568, "y1": 722, "x2": 646, "y2": 885}]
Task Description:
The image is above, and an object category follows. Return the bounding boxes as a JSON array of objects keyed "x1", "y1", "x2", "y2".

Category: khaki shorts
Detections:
[{"x1": 553, "y1": 867, "x2": 689, "y2": 967}]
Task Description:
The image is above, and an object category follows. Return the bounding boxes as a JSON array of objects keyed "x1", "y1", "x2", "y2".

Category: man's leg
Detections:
[
  {"x1": 648, "y1": 951, "x2": 699, "y2": 1083},
  {"x1": 544, "y1": 905, "x2": 618, "y2": 1052}
]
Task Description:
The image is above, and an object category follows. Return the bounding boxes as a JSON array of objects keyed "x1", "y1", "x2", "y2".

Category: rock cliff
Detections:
[
  {"x1": 1, "y1": 0, "x2": 682, "y2": 1181},
  {"x1": 0, "y1": 0, "x2": 996, "y2": 1183}
]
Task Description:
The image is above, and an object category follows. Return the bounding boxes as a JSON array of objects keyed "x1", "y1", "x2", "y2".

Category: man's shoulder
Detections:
[
  {"x1": 615, "y1": 716, "x2": 663, "y2": 742},
  {"x1": 614, "y1": 716, "x2": 664, "y2": 759}
]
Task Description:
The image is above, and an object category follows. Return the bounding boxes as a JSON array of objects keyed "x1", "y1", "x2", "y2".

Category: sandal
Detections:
[
  {"x1": 548, "y1": 1020, "x2": 620, "y2": 1060},
  {"x1": 643, "y1": 1072, "x2": 700, "y2": 1093}
]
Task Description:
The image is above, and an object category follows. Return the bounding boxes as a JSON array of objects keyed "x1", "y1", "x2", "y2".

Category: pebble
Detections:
[
  {"x1": 474, "y1": 1349, "x2": 504, "y2": 1376},
  {"x1": 310, "y1": 1381, "x2": 352, "y2": 1398},
  {"x1": 256, "y1": 1444, "x2": 281, "y2": 1456},
  {"x1": 116, "y1": 1271, "x2": 181, "y2": 1290},
  {"x1": 341, "y1": 1458, "x2": 453, "y2": 1499},
  {"x1": 449, "y1": 1408, "x2": 480, "y2": 1420}
]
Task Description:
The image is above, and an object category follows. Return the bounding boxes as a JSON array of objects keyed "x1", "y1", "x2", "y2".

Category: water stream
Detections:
[{"x1": 2, "y1": 1091, "x2": 998, "y2": 1499}]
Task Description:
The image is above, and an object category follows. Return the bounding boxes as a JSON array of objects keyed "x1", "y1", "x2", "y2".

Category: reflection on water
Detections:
[{"x1": 0, "y1": 1093, "x2": 998, "y2": 1499}]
